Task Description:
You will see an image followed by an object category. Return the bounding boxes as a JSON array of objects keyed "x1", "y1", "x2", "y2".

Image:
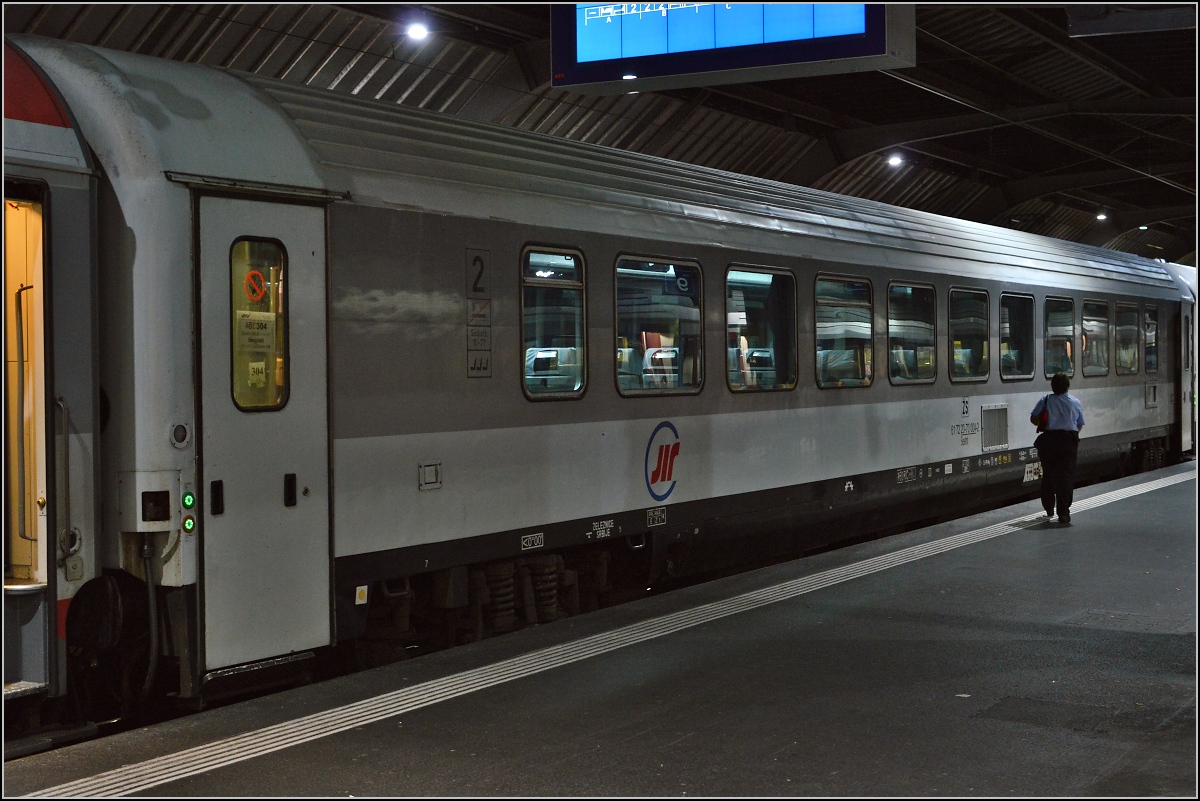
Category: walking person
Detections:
[{"x1": 1031, "y1": 372, "x2": 1086, "y2": 523}]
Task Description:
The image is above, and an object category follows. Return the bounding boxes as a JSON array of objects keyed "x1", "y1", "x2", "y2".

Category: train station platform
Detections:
[{"x1": 6, "y1": 462, "x2": 1195, "y2": 797}]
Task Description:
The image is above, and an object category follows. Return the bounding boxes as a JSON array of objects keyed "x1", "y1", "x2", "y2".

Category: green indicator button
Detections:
[
  {"x1": 182, "y1": 491, "x2": 196, "y2": 509},
  {"x1": 183, "y1": 516, "x2": 196, "y2": 532}
]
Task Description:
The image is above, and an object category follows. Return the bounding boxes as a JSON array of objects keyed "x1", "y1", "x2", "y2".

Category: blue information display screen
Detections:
[
  {"x1": 577, "y1": 3, "x2": 867, "y2": 63},
  {"x1": 552, "y1": 3, "x2": 889, "y2": 93}
]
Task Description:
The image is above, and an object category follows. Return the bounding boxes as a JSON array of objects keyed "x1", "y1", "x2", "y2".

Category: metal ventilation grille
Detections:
[{"x1": 982, "y1": 405, "x2": 1009, "y2": 452}]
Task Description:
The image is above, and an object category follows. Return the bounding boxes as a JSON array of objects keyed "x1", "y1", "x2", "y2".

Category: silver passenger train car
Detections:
[{"x1": 5, "y1": 34, "x2": 1196, "y2": 723}]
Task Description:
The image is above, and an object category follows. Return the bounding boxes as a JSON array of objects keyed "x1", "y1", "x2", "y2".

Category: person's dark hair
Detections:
[{"x1": 1051, "y1": 372, "x2": 1070, "y2": 394}]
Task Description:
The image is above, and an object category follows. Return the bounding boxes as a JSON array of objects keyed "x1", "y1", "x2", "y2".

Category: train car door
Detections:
[
  {"x1": 1183, "y1": 300, "x2": 1195, "y2": 453},
  {"x1": 198, "y1": 196, "x2": 330, "y2": 670},
  {"x1": 5, "y1": 184, "x2": 51, "y2": 694}
]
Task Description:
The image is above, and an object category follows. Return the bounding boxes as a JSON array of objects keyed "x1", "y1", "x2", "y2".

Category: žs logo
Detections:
[{"x1": 645, "y1": 421, "x2": 680, "y2": 502}]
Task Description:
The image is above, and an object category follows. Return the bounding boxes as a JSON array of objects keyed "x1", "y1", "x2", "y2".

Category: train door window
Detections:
[
  {"x1": 230, "y1": 238, "x2": 289, "y2": 411},
  {"x1": 1081, "y1": 300, "x2": 1109, "y2": 377},
  {"x1": 522, "y1": 249, "x2": 586, "y2": 398},
  {"x1": 1045, "y1": 297, "x2": 1075, "y2": 377},
  {"x1": 887, "y1": 283, "x2": 935, "y2": 384},
  {"x1": 1115, "y1": 304, "x2": 1139, "y2": 375},
  {"x1": 726, "y1": 268, "x2": 796, "y2": 391},
  {"x1": 948, "y1": 288, "x2": 989, "y2": 381},
  {"x1": 1144, "y1": 307, "x2": 1158, "y2": 373},
  {"x1": 999, "y1": 294, "x2": 1034, "y2": 380},
  {"x1": 616, "y1": 257, "x2": 702, "y2": 395},
  {"x1": 815, "y1": 276, "x2": 872, "y2": 388}
]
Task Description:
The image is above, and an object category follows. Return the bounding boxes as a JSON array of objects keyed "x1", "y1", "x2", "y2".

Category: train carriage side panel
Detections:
[{"x1": 11, "y1": 35, "x2": 337, "y2": 692}]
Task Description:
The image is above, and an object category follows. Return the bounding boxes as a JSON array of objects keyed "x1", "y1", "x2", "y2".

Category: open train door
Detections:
[
  {"x1": 198, "y1": 196, "x2": 330, "y2": 671},
  {"x1": 1182, "y1": 299, "x2": 1195, "y2": 454}
]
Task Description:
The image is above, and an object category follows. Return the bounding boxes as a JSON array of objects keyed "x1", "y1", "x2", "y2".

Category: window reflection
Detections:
[
  {"x1": 523, "y1": 251, "x2": 585, "y2": 397},
  {"x1": 1081, "y1": 301, "x2": 1109, "y2": 377},
  {"x1": 1115, "y1": 304, "x2": 1139, "y2": 375},
  {"x1": 1000, "y1": 294, "x2": 1034, "y2": 379},
  {"x1": 726, "y1": 269, "x2": 796, "y2": 391},
  {"x1": 815, "y1": 277, "x2": 872, "y2": 388},
  {"x1": 887, "y1": 284, "x2": 935, "y2": 383},
  {"x1": 1045, "y1": 298, "x2": 1074, "y2": 377},
  {"x1": 616, "y1": 258, "x2": 703, "y2": 394},
  {"x1": 949, "y1": 289, "x2": 989, "y2": 380}
]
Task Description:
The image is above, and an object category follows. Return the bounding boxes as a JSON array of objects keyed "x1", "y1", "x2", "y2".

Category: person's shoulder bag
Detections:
[{"x1": 1035, "y1": 394, "x2": 1051, "y2": 432}]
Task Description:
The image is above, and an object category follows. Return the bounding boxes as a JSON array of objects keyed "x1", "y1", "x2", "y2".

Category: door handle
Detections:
[
  {"x1": 210, "y1": 480, "x2": 224, "y2": 515},
  {"x1": 284, "y1": 473, "x2": 297, "y2": 507}
]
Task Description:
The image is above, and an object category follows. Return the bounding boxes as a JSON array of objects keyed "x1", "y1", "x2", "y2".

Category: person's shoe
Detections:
[
  {"x1": 1044, "y1": 506, "x2": 1055, "y2": 519},
  {"x1": 1059, "y1": 513, "x2": 1071, "y2": 524}
]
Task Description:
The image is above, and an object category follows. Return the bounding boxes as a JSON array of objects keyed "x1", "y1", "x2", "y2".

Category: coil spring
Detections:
[
  {"x1": 483, "y1": 562, "x2": 515, "y2": 632},
  {"x1": 527, "y1": 556, "x2": 559, "y2": 623}
]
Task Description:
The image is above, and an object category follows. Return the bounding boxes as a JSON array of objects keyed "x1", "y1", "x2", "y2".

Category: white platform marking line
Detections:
[{"x1": 25, "y1": 470, "x2": 1194, "y2": 798}]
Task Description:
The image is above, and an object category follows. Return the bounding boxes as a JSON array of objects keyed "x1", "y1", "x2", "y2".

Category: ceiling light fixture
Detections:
[
  {"x1": 887, "y1": 155, "x2": 903, "y2": 166},
  {"x1": 623, "y1": 74, "x2": 637, "y2": 80},
  {"x1": 407, "y1": 23, "x2": 429, "y2": 40},
  {"x1": 1095, "y1": 213, "x2": 1107, "y2": 221},
  {"x1": 1139, "y1": 225, "x2": 1148, "y2": 230}
]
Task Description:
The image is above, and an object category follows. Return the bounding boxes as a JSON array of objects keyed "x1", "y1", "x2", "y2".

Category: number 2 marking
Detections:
[{"x1": 471, "y1": 256, "x2": 485, "y2": 295}]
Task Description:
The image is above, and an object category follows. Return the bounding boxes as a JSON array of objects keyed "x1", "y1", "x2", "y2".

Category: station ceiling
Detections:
[{"x1": 6, "y1": 3, "x2": 1195, "y2": 264}]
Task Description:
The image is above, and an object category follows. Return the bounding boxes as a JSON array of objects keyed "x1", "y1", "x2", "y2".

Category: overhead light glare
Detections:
[
  {"x1": 622, "y1": 74, "x2": 637, "y2": 80},
  {"x1": 1139, "y1": 225, "x2": 1148, "y2": 230},
  {"x1": 887, "y1": 155, "x2": 903, "y2": 166},
  {"x1": 1095, "y1": 213, "x2": 1107, "y2": 221},
  {"x1": 407, "y1": 23, "x2": 429, "y2": 40}
]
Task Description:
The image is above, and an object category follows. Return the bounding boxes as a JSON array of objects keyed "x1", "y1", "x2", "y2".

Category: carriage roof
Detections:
[{"x1": 11, "y1": 33, "x2": 1187, "y2": 298}]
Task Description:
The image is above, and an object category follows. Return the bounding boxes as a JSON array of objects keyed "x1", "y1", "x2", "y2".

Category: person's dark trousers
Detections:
[{"x1": 1037, "y1": 430, "x2": 1079, "y2": 518}]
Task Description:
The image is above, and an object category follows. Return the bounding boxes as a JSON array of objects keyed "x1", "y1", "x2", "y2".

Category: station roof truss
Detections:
[{"x1": 5, "y1": 3, "x2": 1194, "y2": 264}]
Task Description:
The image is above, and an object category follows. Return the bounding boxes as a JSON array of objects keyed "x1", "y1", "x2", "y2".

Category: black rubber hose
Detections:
[{"x1": 137, "y1": 535, "x2": 159, "y2": 710}]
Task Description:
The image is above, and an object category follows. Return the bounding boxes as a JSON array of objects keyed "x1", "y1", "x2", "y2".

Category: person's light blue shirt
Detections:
[{"x1": 1032, "y1": 392, "x2": 1085, "y2": 431}]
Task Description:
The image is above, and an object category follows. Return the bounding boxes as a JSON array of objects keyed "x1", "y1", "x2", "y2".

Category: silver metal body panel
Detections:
[
  {"x1": 7, "y1": 36, "x2": 1191, "y2": 636},
  {"x1": 333, "y1": 383, "x2": 1169, "y2": 557},
  {"x1": 199, "y1": 197, "x2": 330, "y2": 670}
]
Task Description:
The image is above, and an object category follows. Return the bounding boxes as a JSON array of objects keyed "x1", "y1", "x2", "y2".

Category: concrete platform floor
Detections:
[{"x1": 6, "y1": 463, "x2": 1195, "y2": 797}]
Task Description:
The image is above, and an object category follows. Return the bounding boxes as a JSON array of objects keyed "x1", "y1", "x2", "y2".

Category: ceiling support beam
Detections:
[
  {"x1": 1068, "y1": 6, "x2": 1197, "y2": 38},
  {"x1": 1002, "y1": 162, "x2": 1195, "y2": 206},
  {"x1": 881, "y1": 68, "x2": 1194, "y2": 196},
  {"x1": 1081, "y1": 205, "x2": 1197, "y2": 246},
  {"x1": 832, "y1": 97, "x2": 1195, "y2": 162},
  {"x1": 995, "y1": 8, "x2": 1175, "y2": 98}
]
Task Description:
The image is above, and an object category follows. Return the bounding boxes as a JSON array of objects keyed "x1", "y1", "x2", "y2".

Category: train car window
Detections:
[
  {"x1": 615, "y1": 257, "x2": 702, "y2": 395},
  {"x1": 815, "y1": 276, "x2": 872, "y2": 388},
  {"x1": 1144, "y1": 307, "x2": 1158, "y2": 373},
  {"x1": 887, "y1": 284, "x2": 936, "y2": 384},
  {"x1": 1081, "y1": 301, "x2": 1110, "y2": 377},
  {"x1": 948, "y1": 288, "x2": 989, "y2": 381},
  {"x1": 230, "y1": 238, "x2": 289, "y2": 411},
  {"x1": 999, "y1": 294, "x2": 1035, "y2": 380},
  {"x1": 1045, "y1": 297, "x2": 1075, "y2": 377},
  {"x1": 726, "y1": 268, "x2": 797, "y2": 392},
  {"x1": 522, "y1": 249, "x2": 586, "y2": 398},
  {"x1": 1115, "y1": 304, "x2": 1139, "y2": 375}
]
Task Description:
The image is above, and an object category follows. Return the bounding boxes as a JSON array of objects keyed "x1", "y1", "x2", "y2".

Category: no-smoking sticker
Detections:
[{"x1": 244, "y1": 269, "x2": 266, "y2": 302}]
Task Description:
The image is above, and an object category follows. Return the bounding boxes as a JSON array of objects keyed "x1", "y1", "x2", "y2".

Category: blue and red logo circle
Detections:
[{"x1": 645, "y1": 421, "x2": 681, "y2": 502}]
